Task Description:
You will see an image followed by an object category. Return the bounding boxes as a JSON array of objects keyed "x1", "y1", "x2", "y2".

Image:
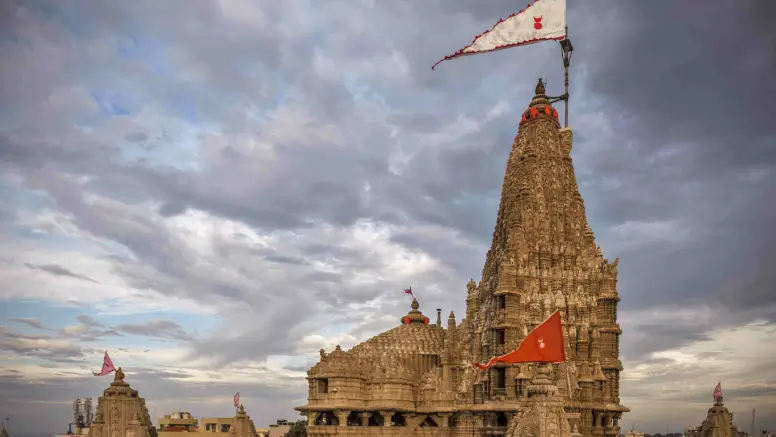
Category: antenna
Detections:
[
  {"x1": 73, "y1": 399, "x2": 81, "y2": 428},
  {"x1": 751, "y1": 409, "x2": 755, "y2": 437},
  {"x1": 85, "y1": 398, "x2": 93, "y2": 427}
]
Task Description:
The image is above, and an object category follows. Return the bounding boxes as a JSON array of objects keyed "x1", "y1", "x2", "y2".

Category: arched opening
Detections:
[
  {"x1": 368, "y1": 412, "x2": 383, "y2": 427},
  {"x1": 390, "y1": 412, "x2": 406, "y2": 426},
  {"x1": 420, "y1": 416, "x2": 438, "y2": 427},
  {"x1": 315, "y1": 412, "x2": 337, "y2": 426},
  {"x1": 346, "y1": 412, "x2": 361, "y2": 426},
  {"x1": 496, "y1": 412, "x2": 509, "y2": 427}
]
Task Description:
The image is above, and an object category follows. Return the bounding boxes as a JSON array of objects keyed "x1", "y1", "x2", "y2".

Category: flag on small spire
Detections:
[
  {"x1": 432, "y1": 0, "x2": 567, "y2": 70},
  {"x1": 473, "y1": 310, "x2": 565, "y2": 370},
  {"x1": 713, "y1": 382, "x2": 722, "y2": 402},
  {"x1": 404, "y1": 287, "x2": 414, "y2": 298},
  {"x1": 92, "y1": 351, "x2": 116, "y2": 376},
  {"x1": 233, "y1": 392, "x2": 240, "y2": 408}
]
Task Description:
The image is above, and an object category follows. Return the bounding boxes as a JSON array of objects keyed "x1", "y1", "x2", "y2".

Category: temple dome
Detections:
[{"x1": 352, "y1": 300, "x2": 444, "y2": 358}]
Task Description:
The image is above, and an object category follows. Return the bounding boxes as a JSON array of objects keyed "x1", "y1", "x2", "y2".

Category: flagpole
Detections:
[{"x1": 560, "y1": 25, "x2": 573, "y2": 128}]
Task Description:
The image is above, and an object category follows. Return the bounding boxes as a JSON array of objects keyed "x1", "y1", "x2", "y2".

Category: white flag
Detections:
[{"x1": 432, "y1": 0, "x2": 567, "y2": 69}]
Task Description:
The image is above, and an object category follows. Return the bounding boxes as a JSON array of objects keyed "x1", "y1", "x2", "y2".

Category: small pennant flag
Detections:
[
  {"x1": 713, "y1": 382, "x2": 722, "y2": 402},
  {"x1": 233, "y1": 392, "x2": 240, "y2": 408},
  {"x1": 93, "y1": 351, "x2": 116, "y2": 376},
  {"x1": 404, "y1": 287, "x2": 414, "y2": 298}
]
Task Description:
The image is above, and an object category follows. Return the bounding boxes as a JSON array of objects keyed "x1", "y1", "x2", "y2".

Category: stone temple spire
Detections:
[
  {"x1": 698, "y1": 396, "x2": 737, "y2": 437},
  {"x1": 466, "y1": 77, "x2": 628, "y2": 437}
]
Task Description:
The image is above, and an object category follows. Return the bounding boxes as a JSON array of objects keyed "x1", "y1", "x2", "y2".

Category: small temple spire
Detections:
[{"x1": 401, "y1": 298, "x2": 430, "y2": 325}]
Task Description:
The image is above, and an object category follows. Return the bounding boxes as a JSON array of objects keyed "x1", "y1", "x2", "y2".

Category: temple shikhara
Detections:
[
  {"x1": 88, "y1": 368, "x2": 157, "y2": 437},
  {"x1": 296, "y1": 79, "x2": 629, "y2": 437}
]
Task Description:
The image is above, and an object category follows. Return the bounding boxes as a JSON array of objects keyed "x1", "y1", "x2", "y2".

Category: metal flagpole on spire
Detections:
[{"x1": 560, "y1": 24, "x2": 573, "y2": 128}]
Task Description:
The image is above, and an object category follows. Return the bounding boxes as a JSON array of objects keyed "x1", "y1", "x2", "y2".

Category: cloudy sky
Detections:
[{"x1": 1, "y1": 0, "x2": 775, "y2": 434}]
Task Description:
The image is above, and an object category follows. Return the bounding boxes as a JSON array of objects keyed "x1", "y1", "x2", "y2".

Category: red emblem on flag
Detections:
[
  {"x1": 534, "y1": 16, "x2": 543, "y2": 30},
  {"x1": 473, "y1": 311, "x2": 566, "y2": 370}
]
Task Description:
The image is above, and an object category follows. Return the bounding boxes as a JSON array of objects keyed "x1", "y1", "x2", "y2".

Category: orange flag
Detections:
[{"x1": 473, "y1": 310, "x2": 566, "y2": 370}]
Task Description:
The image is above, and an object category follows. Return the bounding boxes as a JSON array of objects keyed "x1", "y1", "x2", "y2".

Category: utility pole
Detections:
[{"x1": 751, "y1": 409, "x2": 756, "y2": 437}]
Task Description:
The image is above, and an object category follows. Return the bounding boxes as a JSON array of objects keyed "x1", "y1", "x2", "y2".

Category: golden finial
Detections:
[{"x1": 535, "y1": 78, "x2": 546, "y2": 96}]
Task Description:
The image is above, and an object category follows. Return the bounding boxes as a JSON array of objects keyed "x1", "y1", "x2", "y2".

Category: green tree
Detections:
[{"x1": 282, "y1": 420, "x2": 307, "y2": 437}]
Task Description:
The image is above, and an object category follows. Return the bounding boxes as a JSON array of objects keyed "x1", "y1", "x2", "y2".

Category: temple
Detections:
[
  {"x1": 685, "y1": 395, "x2": 747, "y2": 437},
  {"x1": 296, "y1": 78, "x2": 629, "y2": 437},
  {"x1": 88, "y1": 368, "x2": 156, "y2": 437}
]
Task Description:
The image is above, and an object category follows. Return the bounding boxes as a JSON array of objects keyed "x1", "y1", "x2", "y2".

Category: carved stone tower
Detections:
[
  {"x1": 88, "y1": 368, "x2": 156, "y2": 437},
  {"x1": 467, "y1": 78, "x2": 628, "y2": 437},
  {"x1": 697, "y1": 397, "x2": 737, "y2": 437}
]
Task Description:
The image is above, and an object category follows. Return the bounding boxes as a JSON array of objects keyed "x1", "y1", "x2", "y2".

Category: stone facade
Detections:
[
  {"x1": 296, "y1": 79, "x2": 629, "y2": 437},
  {"x1": 88, "y1": 368, "x2": 156, "y2": 437}
]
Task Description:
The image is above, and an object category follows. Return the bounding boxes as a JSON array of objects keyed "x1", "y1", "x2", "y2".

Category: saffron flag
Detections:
[
  {"x1": 93, "y1": 351, "x2": 116, "y2": 376},
  {"x1": 473, "y1": 310, "x2": 566, "y2": 370},
  {"x1": 432, "y1": 0, "x2": 567, "y2": 70},
  {"x1": 233, "y1": 392, "x2": 240, "y2": 408},
  {"x1": 404, "y1": 287, "x2": 413, "y2": 298},
  {"x1": 713, "y1": 382, "x2": 722, "y2": 402}
]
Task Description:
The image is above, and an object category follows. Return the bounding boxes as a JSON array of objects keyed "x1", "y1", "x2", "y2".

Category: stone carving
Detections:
[{"x1": 296, "y1": 79, "x2": 628, "y2": 437}]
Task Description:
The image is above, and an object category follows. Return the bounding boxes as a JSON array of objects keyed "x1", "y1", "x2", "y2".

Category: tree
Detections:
[{"x1": 282, "y1": 420, "x2": 307, "y2": 437}]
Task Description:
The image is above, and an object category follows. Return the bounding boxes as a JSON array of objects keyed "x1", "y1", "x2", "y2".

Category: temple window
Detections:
[
  {"x1": 346, "y1": 412, "x2": 361, "y2": 426},
  {"x1": 498, "y1": 295, "x2": 506, "y2": 309},
  {"x1": 420, "y1": 417, "x2": 438, "y2": 427},
  {"x1": 496, "y1": 412, "x2": 509, "y2": 427},
  {"x1": 368, "y1": 412, "x2": 384, "y2": 426},
  {"x1": 390, "y1": 413, "x2": 406, "y2": 426},
  {"x1": 496, "y1": 329, "x2": 506, "y2": 345},
  {"x1": 315, "y1": 412, "x2": 337, "y2": 426},
  {"x1": 220, "y1": 425, "x2": 230, "y2": 433},
  {"x1": 317, "y1": 379, "x2": 329, "y2": 394},
  {"x1": 494, "y1": 368, "x2": 506, "y2": 392},
  {"x1": 516, "y1": 380, "x2": 524, "y2": 398}
]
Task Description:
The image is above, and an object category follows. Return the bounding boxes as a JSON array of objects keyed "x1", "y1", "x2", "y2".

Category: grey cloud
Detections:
[
  {"x1": 76, "y1": 315, "x2": 104, "y2": 328},
  {"x1": 24, "y1": 262, "x2": 98, "y2": 283},
  {"x1": 0, "y1": 328, "x2": 95, "y2": 363},
  {"x1": 8, "y1": 317, "x2": 47, "y2": 330},
  {"x1": 125, "y1": 132, "x2": 148, "y2": 143},
  {"x1": 114, "y1": 320, "x2": 195, "y2": 342}
]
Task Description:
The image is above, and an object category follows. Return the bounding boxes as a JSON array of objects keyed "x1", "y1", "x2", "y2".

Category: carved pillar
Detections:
[
  {"x1": 380, "y1": 411, "x2": 393, "y2": 427},
  {"x1": 334, "y1": 410, "x2": 349, "y2": 427},
  {"x1": 358, "y1": 412, "x2": 370, "y2": 426}
]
